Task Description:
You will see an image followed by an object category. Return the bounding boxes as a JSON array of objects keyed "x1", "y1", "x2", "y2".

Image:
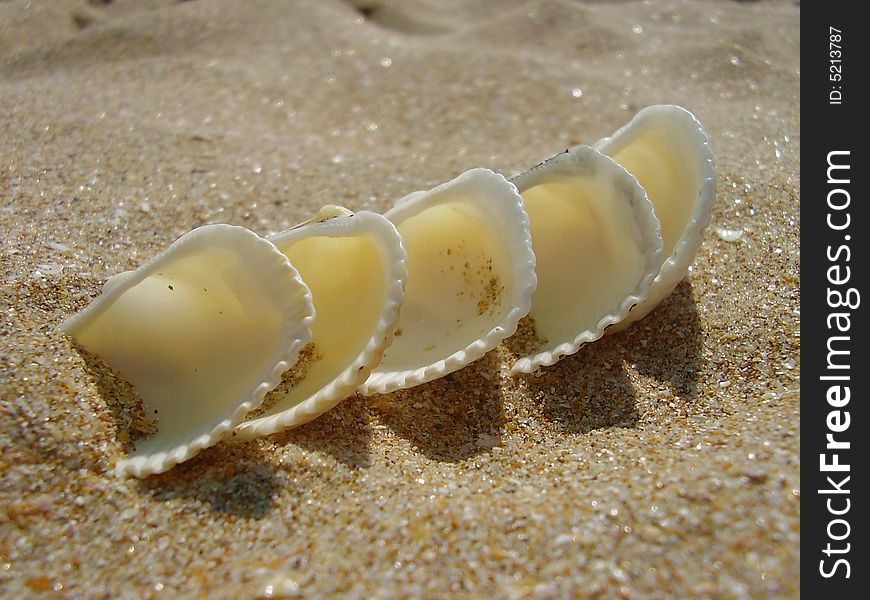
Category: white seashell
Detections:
[
  {"x1": 508, "y1": 145, "x2": 663, "y2": 373},
  {"x1": 359, "y1": 168, "x2": 537, "y2": 395},
  {"x1": 101, "y1": 270, "x2": 132, "y2": 294},
  {"x1": 58, "y1": 224, "x2": 315, "y2": 477},
  {"x1": 715, "y1": 227, "x2": 743, "y2": 243},
  {"x1": 235, "y1": 207, "x2": 407, "y2": 439},
  {"x1": 593, "y1": 105, "x2": 716, "y2": 328}
]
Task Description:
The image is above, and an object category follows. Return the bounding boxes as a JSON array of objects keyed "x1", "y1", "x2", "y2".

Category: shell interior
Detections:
[
  {"x1": 235, "y1": 209, "x2": 407, "y2": 438},
  {"x1": 593, "y1": 104, "x2": 716, "y2": 327},
  {"x1": 361, "y1": 168, "x2": 536, "y2": 395},
  {"x1": 59, "y1": 224, "x2": 315, "y2": 477},
  {"x1": 509, "y1": 146, "x2": 663, "y2": 373}
]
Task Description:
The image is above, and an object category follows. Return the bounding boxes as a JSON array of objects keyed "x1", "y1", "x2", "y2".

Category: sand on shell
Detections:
[{"x1": 1, "y1": 0, "x2": 799, "y2": 597}]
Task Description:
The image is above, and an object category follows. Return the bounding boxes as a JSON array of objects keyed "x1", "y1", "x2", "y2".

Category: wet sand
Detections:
[{"x1": 0, "y1": 0, "x2": 800, "y2": 597}]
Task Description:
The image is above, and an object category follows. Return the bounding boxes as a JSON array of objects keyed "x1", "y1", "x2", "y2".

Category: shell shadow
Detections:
[
  {"x1": 133, "y1": 398, "x2": 373, "y2": 519},
  {"x1": 516, "y1": 339, "x2": 639, "y2": 434},
  {"x1": 617, "y1": 279, "x2": 703, "y2": 403},
  {"x1": 510, "y1": 279, "x2": 703, "y2": 432},
  {"x1": 76, "y1": 342, "x2": 371, "y2": 518},
  {"x1": 135, "y1": 440, "x2": 284, "y2": 520},
  {"x1": 369, "y1": 350, "x2": 506, "y2": 463},
  {"x1": 264, "y1": 395, "x2": 373, "y2": 469},
  {"x1": 75, "y1": 343, "x2": 282, "y2": 519}
]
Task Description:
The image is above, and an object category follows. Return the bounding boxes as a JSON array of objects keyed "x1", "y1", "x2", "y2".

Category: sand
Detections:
[{"x1": 0, "y1": 0, "x2": 800, "y2": 597}]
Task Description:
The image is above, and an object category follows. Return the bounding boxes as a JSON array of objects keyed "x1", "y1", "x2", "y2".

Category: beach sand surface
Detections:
[{"x1": 1, "y1": 0, "x2": 799, "y2": 597}]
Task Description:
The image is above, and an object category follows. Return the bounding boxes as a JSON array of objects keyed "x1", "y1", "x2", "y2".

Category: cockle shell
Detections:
[
  {"x1": 235, "y1": 207, "x2": 407, "y2": 439},
  {"x1": 59, "y1": 224, "x2": 315, "y2": 477},
  {"x1": 508, "y1": 145, "x2": 663, "y2": 373},
  {"x1": 593, "y1": 104, "x2": 716, "y2": 329},
  {"x1": 57, "y1": 104, "x2": 717, "y2": 478},
  {"x1": 359, "y1": 168, "x2": 537, "y2": 395}
]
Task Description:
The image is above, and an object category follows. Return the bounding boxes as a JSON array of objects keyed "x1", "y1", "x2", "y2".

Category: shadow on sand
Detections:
[
  {"x1": 373, "y1": 279, "x2": 703, "y2": 445},
  {"x1": 617, "y1": 279, "x2": 704, "y2": 403},
  {"x1": 76, "y1": 281, "x2": 702, "y2": 515},
  {"x1": 369, "y1": 350, "x2": 507, "y2": 463},
  {"x1": 76, "y1": 345, "x2": 372, "y2": 519}
]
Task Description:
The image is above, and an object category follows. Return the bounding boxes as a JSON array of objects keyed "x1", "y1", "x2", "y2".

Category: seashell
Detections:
[
  {"x1": 508, "y1": 145, "x2": 663, "y2": 373},
  {"x1": 58, "y1": 224, "x2": 315, "y2": 477},
  {"x1": 359, "y1": 168, "x2": 537, "y2": 395},
  {"x1": 235, "y1": 207, "x2": 407, "y2": 439},
  {"x1": 593, "y1": 104, "x2": 716, "y2": 329}
]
